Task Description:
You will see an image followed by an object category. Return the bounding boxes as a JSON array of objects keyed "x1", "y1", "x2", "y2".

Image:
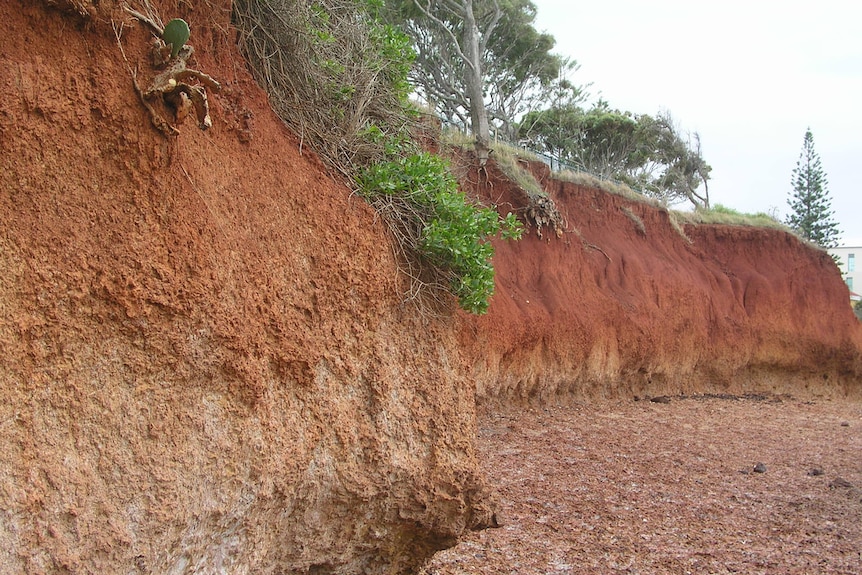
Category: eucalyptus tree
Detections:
[
  {"x1": 482, "y1": 0, "x2": 570, "y2": 140},
  {"x1": 386, "y1": 0, "x2": 565, "y2": 163},
  {"x1": 639, "y1": 112, "x2": 711, "y2": 208}
]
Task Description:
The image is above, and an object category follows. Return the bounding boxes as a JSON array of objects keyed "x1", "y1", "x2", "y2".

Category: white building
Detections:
[{"x1": 829, "y1": 244, "x2": 862, "y2": 301}]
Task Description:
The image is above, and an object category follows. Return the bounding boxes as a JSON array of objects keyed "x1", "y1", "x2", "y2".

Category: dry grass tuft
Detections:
[
  {"x1": 489, "y1": 143, "x2": 545, "y2": 200},
  {"x1": 676, "y1": 205, "x2": 787, "y2": 230},
  {"x1": 620, "y1": 205, "x2": 646, "y2": 236},
  {"x1": 232, "y1": 0, "x2": 412, "y2": 181}
]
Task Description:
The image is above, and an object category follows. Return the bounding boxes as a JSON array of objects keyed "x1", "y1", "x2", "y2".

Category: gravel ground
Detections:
[{"x1": 420, "y1": 394, "x2": 862, "y2": 575}]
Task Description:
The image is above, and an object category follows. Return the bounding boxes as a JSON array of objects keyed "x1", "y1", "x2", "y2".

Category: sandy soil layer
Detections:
[{"x1": 421, "y1": 395, "x2": 862, "y2": 574}]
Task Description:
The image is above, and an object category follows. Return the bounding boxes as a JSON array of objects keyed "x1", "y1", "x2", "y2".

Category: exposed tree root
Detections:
[{"x1": 525, "y1": 193, "x2": 563, "y2": 240}]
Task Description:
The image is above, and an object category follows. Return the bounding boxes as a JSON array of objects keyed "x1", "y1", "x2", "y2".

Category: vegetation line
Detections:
[{"x1": 232, "y1": 0, "x2": 523, "y2": 314}]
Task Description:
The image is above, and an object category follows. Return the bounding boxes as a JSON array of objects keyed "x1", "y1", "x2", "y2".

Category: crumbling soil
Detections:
[
  {"x1": 421, "y1": 395, "x2": 862, "y2": 574},
  {"x1": 0, "y1": 2, "x2": 492, "y2": 573},
  {"x1": 457, "y1": 159, "x2": 862, "y2": 404},
  {"x1": 3, "y1": 1, "x2": 861, "y2": 573}
]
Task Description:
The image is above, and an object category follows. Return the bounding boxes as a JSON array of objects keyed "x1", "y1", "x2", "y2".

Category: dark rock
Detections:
[
  {"x1": 829, "y1": 477, "x2": 853, "y2": 489},
  {"x1": 807, "y1": 468, "x2": 824, "y2": 476},
  {"x1": 753, "y1": 462, "x2": 767, "y2": 473},
  {"x1": 650, "y1": 396, "x2": 672, "y2": 404}
]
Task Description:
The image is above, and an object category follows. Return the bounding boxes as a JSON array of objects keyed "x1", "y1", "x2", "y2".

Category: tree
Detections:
[
  {"x1": 386, "y1": 0, "x2": 500, "y2": 163},
  {"x1": 519, "y1": 104, "x2": 711, "y2": 208},
  {"x1": 385, "y1": 0, "x2": 566, "y2": 162},
  {"x1": 648, "y1": 114, "x2": 711, "y2": 209},
  {"x1": 518, "y1": 102, "x2": 584, "y2": 163},
  {"x1": 482, "y1": 1, "x2": 571, "y2": 140},
  {"x1": 786, "y1": 129, "x2": 841, "y2": 248}
]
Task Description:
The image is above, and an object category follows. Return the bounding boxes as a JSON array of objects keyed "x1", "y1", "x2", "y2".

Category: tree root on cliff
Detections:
[
  {"x1": 525, "y1": 193, "x2": 564, "y2": 240},
  {"x1": 121, "y1": 7, "x2": 221, "y2": 136},
  {"x1": 560, "y1": 225, "x2": 611, "y2": 262},
  {"x1": 584, "y1": 241, "x2": 611, "y2": 262}
]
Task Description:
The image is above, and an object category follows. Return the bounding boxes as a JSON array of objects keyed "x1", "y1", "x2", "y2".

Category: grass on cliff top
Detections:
[
  {"x1": 440, "y1": 129, "x2": 792, "y2": 238},
  {"x1": 440, "y1": 128, "x2": 546, "y2": 199},
  {"x1": 489, "y1": 144, "x2": 546, "y2": 200},
  {"x1": 557, "y1": 169, "x2": 656, "y2": 205},
  {"x1": 675, "y1": 204, "x2": 788, "y2": 231}
]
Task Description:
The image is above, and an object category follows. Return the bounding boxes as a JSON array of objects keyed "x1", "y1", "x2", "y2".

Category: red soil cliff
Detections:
[
  {"x1": 0, "y1": 2, "x2": 493, "y2": 573},
  {"x1": 1, "y1": 1, "x2": 860, "y2": 574},
  {"x1": 459, "y1": 161, "x2": 862, "y2": 405}
]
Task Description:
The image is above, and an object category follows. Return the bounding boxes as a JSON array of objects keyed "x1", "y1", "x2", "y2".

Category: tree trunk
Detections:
[{"x1": 462, "y1": 0, "x2": 490, "y2": 165}]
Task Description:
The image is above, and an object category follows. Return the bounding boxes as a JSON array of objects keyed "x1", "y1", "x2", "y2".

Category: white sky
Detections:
[{"x1": 532, "y1": 0, "x2": 862, "y2": 245}]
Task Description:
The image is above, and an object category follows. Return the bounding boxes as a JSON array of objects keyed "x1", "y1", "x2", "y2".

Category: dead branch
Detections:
[{"x1": 123, "y1": 8, "x2": 222, "y2": 136}]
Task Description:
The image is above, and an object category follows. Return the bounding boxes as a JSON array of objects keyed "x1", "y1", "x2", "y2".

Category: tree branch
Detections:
[{"x1": 411, "y1": 0, "x2": 475, "y2": 73}]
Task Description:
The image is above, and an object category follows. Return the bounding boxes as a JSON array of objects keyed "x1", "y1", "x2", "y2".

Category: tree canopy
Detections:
[
  {"x1": 383, "y1": 0, "x2": 710, "y2": 207},
  {"x1": 786, "y1": 129, "x2": 841, "y2": 248},
  {"x1": 519, "y1": 102, "x2": 711, "y2": 208},
  {"x1": 384, "y1": 0, "x2": 570, "y2": 159}
]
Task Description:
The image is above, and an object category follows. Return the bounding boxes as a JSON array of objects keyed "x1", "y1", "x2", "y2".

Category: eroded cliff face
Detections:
[
  {"x1": 0, "y1": 2, "x2": 493, "y2": 573},
  {"x1": 2, "y1": 1, "x2": 861, "y2": 573},
  {"x1": 459, "y1": 161, "x2": 862, "y2": 406}
]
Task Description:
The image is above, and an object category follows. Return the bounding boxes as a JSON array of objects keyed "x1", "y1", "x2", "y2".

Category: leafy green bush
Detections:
[{"x1": 359, "y1": 152, "x2": 522, "y2": 314}]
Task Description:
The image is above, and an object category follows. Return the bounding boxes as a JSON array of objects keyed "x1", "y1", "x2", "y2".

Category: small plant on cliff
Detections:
[
  {"x1": 162, "y1": 18, "x2": 191, "y2": 59},
  {"x1": 359, "y1": 152, "x2": 522, "y2": 314},
  {"x1": 620, "y1": 205, "x2": 646, "y2": 235}
]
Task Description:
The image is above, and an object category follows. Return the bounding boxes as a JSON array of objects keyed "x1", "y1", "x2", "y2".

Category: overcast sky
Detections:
[{"x1": 532, "y1": 0, "x2": 862, "y2": 245}]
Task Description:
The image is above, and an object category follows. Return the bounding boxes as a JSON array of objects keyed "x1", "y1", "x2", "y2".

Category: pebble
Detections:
[{"x1": 753, "y1": 462, "x2": 767, "y2": 473}]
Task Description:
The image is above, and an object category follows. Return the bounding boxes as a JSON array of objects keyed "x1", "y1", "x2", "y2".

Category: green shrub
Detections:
[
  {"x1": 234, "y1": 0, "x2": 416, "y2": 172},
  {"x1": 358, "y1": 152, "x2": 522, "y2": 314}
]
